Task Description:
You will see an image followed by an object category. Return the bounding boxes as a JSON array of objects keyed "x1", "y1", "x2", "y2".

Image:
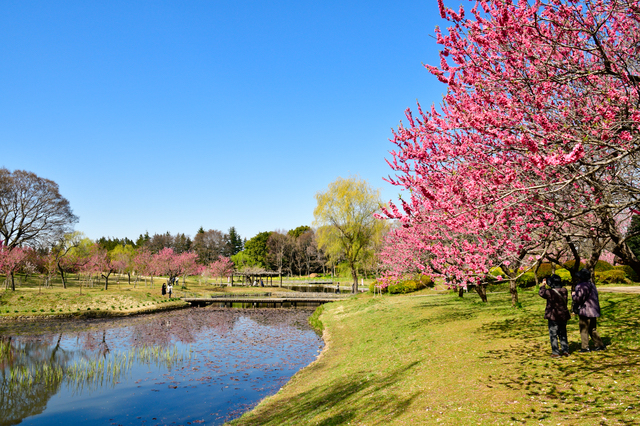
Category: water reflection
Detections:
[
  {"x1": 0, "y1": 308, "x2": 322, "y2": 425},
  {"x1": 1, "y1": 336, "x2": 70, "y2": 426}
]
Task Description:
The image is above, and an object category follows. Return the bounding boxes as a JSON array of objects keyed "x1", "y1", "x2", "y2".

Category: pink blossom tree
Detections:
[
  {"x1": 209, "y1": 256, "x2": 235, "y2": 284},
  {"x1": 0, "y1": 245, "x2": 28, "y2": 291},
  {"x1": 133, "y1": 248, "x2": 154, "y2": 287},
  {"x1": 87, "y1": 244, "x2": 121, "y2": 290},
  {"x1": 152, "y1": 248, "x2": 199, "y2": 287},
  {"x1": 380, "y1": 0, "x2": 640, "y2": 305}
]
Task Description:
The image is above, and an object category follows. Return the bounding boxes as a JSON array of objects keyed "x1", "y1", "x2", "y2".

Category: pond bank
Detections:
[{"x1": 0, "y1": 299, "x2": 188, "y2": 323}]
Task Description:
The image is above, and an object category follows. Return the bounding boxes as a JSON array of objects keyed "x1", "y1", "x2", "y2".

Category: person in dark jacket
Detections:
[
  {"x1": 572, "y1": 269, "x2": 605, "y2": 352},
  {"x1": 539, "y1": 274, "x2": 571, "y2": 357}
]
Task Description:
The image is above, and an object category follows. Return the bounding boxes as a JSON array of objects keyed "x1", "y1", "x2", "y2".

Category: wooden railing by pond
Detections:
[{"x1": 183, "y1": 292, "x2": 349, "y2": 308}]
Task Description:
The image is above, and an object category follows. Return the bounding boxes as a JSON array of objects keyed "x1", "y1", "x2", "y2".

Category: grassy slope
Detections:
[{"x1": 230, "y1": 290, "x2": 640, "y2": 426}]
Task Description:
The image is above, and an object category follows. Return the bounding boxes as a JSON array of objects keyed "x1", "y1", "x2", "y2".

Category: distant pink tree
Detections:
[
  {"x1": 0, "y1": 245, "x2": 28, "y2": 291},
  {"x1": 133, "y1": 248, "x2": 154, "y2": 287},
  {"x1": 152, "y1": 248, "x2": 199, "y2": 286},
  {"x1": 177, "y1": 251, "x2": 199, "y2": 285},
  {"x1": 87, "y1": 244, "x2": 121, "y2": 290},
  {"x1": 209, "y1": 256, "x2": 234, "y2": 284}
]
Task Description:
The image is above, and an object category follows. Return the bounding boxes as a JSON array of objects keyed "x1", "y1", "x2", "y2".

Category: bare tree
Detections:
[
  {"x1": 0, "y1": 168, "x2": 77, "y2": 249},
  {"x1": 193, "y1": 229, "x2": 227, "y2": 264},
  {"x1": 267, "y1": 231, "x2": 292, "y2": 285}
]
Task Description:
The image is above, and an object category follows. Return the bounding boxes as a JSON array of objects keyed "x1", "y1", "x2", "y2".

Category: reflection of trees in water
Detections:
[
  {"x1": 125, "y1": 309, "x2": 240, "y2": 348},
  {"x1": 1, "y1": 332, "x2": 187, "y2": 426},
  {"x1": 0, "y1": 335, "x2": 71, "y2": 426}
]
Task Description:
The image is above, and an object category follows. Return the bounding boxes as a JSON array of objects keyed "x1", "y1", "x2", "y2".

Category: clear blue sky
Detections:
[{"x1": 1, "y1": 0, "x2": 447, "y2": 242}]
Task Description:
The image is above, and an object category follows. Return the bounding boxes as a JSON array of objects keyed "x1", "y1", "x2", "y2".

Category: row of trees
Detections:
[
  {"x1": 1, "y1": 234, "x2": 234, "y2": 291},
  {"x1": 98, "y1": 226, "x2": 244, "y2": 262},
  {"x1": 379, "y1": 0, "x2": 640, "y2": 305}
]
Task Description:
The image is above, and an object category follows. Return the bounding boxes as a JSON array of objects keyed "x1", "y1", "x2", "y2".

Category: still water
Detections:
[{"x1": 0, "y1": 308, "x2": 323, "y2": 426}]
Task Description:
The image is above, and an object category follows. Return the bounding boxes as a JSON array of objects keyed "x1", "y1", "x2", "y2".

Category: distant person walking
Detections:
[
  {"x1": 335, "y1": 283, "x2": 340, "y2": 294},
  {"x1": 168, "y1": 283, "x2": 173, "y2": 298},
  {"x1": 539, "y1": 274, "x2": 571, "y2": 358},
  {"x1": 161, "y1": 283, "x2": 167, "y2": 296},
  {"x1": 572, "y1": 269, "x2": 606, "y2": 352}
]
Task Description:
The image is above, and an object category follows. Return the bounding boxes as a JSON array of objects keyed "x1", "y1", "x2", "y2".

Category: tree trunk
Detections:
[
  {"x1": 103, "y1": 272, "x2": 110, "y2": 290},
  {"x1": 509, "y1": 279, "x2": 518, "y2": 307},
  {"x1": 350, "y1": 263, "x2": 358, "y2": 294},
  {"x1": 458, "y1": 286, "x2": 464, "y2": 297},
  {"x1": 10, "y1": 272, "x2": 15, "y2": 291},
  {"x1": 475, "y1": 283, "x2": 488, "y2": 302},
  {"x1": 57, "y1": 263, "x2": 67, "y2": 289}
]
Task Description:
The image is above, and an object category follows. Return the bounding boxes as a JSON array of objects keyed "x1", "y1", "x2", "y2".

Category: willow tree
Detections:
[{"x1": 313, "y1": 176, "x2": 386, "y2": 293}]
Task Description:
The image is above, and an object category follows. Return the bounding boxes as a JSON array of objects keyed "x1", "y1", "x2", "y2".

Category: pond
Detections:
[{"x1": 0, "y1": 307, "x2": 323, "y2": 426}]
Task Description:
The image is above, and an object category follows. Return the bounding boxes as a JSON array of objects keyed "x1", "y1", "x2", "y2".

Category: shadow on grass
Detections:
[
  {"x1": 477, "y1": 293, "x2": 640, "y2": 423},
  {"x1": 231, "y1": 361, "x2": 421, "y2": 425}
]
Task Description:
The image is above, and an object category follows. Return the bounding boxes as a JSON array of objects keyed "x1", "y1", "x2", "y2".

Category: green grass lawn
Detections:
[
  {"x1": 229, "y1": 289, "x2": 640, "y2": 426},
  {"x1": 0, "y1": 273, "x2": 299, "y2": 318}
]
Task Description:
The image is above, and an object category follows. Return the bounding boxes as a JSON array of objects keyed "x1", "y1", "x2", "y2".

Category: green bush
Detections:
[
  {"x1": 594, "y1": 260, "x2": 614, "y2": 272},
  {"x1": 596, "y1": 270, "x2": 627, "y2": 284},
  {"x1": 369, "y1": 282, "x2": 388, "y2": 294},
  {"x1": 419, "y1": 274, "x2": 434, "y2": 288},
  {"x1": 516, "y1": 272, "x2": 536, "y2": 288},
  {"x1": 614, "y1": 265, "x2": 639, "y2": 282},
  {"x1": 563, "y1": 260, "x2": 585, "y2": 271},
  {"x1": 489, "y1": 267, "x2": 504, "y2": 277},
  {"x1": 388, "y1": 284, "x2": 401, "y2": 294},
  {"x1": 554, "y1": 268, "x2": 573, "y2": 286},
  {"x1": 535, "y1": 263, "x2": 554, "y2": 279},
  {"x1": 403, "y1": 280, "x2": 419, "y2": 293}
]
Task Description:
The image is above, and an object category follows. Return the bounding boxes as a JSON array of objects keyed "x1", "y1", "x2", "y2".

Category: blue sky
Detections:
[{"x1": 1, "y1": 0, "x2": 447, "y2": 242}]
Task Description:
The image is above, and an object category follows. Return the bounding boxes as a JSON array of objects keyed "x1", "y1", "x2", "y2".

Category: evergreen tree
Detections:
[{"x1": 226, "y1": 227, "x2": 243, "y2": 256}]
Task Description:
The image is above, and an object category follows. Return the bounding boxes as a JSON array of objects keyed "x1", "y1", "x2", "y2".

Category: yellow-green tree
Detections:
[{"x1": 313, "y1": 176, "x2": 386, "y2": 293}]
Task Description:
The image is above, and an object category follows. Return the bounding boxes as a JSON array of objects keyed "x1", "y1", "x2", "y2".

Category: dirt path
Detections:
[{"x1": 599, "y1": 286, "x2": 640, "y2": 293}]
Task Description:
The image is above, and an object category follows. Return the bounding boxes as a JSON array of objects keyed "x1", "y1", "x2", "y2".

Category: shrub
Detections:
[
  {"x1": 388, "y1": 284, "x2": 402, "y2": 294},
  {"x1": 596, "y1": 270, "x2": 627, "y2": 284},
  {"x1": 614, "y1": 265, "x2": 639, "y2": 282},
  {"x1": 535, "y1": 263, "x2": 554, "y2": 279},
  {"x1": 489, "y1": 267, "x2": 504, "y2": 277},
  {"x1": 403, "y1": 280, "x2": 418, "y2": 293},
  {"x1": 516, "y1": 272, "x2": 536, "y2": 288},
  {"x1": 554, "y1": 268, "x2": 572, "y2": 286},
  {"x1": 369, "y1": 282, "x2": 388, "y2": 294},
  {"x1": 419, "y1": 275, "x2": 433, "y2": 288},
  {"x1": 563, "y1": 260, "x2": 585, "y2": 271},
  {"x1": 594, "y1": 260, "x2": 614, "y2": 272}
]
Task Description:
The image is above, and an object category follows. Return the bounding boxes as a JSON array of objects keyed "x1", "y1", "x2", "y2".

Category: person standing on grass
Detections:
[
  {"x1": 161, "y1": 282, "x2": 167, "y2": 296},
  {"x1": 572, "y1": 269, "x2": 606, "y2": 352},
  {"x1": 168, "y1": 282, "x2": 173, "y2": 298},
  {"x1": 539, "y1": 274, "x2": 571, "y2": 358}
]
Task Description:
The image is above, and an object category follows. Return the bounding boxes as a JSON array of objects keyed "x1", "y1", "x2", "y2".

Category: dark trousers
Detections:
[
  {"x1": 548, "y1": 320, "x2": 569, "y2": 355},
  {"x1": 578, "y1": 316, "x2": 604, "y2": 350}
]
